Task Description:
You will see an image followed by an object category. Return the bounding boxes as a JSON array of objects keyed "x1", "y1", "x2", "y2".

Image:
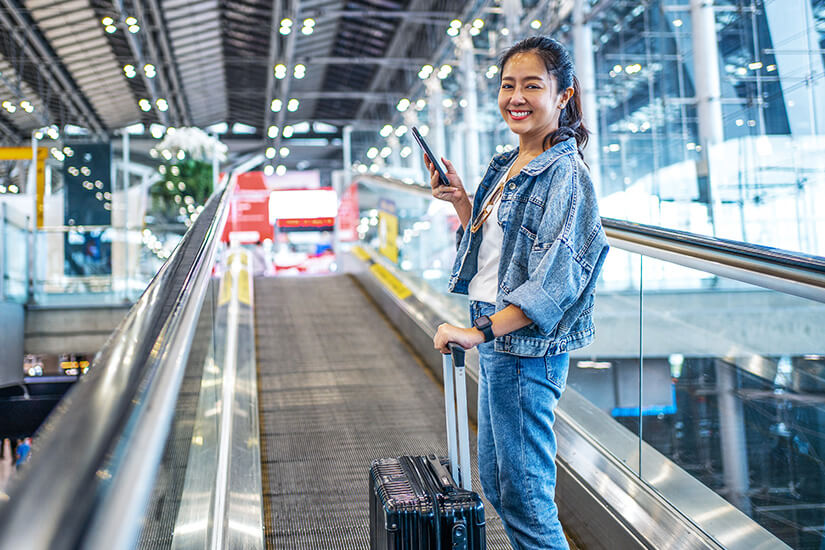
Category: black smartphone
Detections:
[{"x1": 411, "y1": 126, "x2": 449, "y2": 186}]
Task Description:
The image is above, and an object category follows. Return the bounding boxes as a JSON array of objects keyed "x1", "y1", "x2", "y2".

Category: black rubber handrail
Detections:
[{"x1": 603, "y1": 217, "x2": 825, "y2": 275}]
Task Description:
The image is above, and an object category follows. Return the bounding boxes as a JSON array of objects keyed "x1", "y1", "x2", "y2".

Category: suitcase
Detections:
[{"x1": 369, "y1": 345, "x2": 486, "y2": 549}]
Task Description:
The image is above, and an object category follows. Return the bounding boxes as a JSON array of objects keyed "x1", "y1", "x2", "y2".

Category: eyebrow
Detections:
[{"x1": 500, "y1": 75, "x2": 546, "y2": 82}]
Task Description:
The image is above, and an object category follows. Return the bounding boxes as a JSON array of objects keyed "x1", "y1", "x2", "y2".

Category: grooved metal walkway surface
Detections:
[{"x1": 255, "y1": 275, "x2": 512, "y2": 549}]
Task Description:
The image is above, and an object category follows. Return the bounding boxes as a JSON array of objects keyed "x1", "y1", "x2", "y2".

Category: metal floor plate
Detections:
[{"x1": 255, "y1": 275, "x2": 512, "y2": 549}]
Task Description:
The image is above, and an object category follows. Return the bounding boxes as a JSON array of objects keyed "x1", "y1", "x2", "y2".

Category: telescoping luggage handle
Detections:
[{"x1": 443, "y1": 344, "x2": 472, "y2": 492}]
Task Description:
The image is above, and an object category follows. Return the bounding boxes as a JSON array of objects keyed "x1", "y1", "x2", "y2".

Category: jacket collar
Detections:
[{"x1": 489, "y1": 137, "x2": 578, "y2": 176}]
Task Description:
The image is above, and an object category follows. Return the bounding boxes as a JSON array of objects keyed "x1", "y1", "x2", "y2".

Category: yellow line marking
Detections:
[
  {"x1": 369, "y1": 264, "x2": 412, "y2": 300},
  {"x1": 351, "y1": 246, "x2": 371, "y2": 261}
]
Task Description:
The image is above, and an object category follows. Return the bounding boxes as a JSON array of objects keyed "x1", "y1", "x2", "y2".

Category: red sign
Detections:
[
  {"x1": 337, "y1": 183, "x2": 359, "y2": 241},
  {"x1": 277, "y1": 217, "x2": 335, "y2": 229},
  {"x1": 222, "y1": 172, "x2": 273, "y2": 243}
]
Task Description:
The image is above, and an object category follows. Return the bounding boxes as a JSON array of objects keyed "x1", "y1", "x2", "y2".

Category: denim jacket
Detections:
[{"x1": 449, "y1": 138, "x2": 609, "y2": 357}]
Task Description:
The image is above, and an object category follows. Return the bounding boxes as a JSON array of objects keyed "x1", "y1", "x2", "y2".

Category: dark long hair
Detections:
[{"x1": 499, "y1": 36, "x2": 589, "y2": 159}]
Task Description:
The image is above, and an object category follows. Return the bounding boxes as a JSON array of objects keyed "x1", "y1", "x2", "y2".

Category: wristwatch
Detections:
[{"x1": 473, "y1": 315, "x2": 495, "y2": 343}]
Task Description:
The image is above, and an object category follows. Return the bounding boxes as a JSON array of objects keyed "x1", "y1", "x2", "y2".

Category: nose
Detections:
[{"x1": 509, "y1": 87, "x2": 526, "y2": 105}]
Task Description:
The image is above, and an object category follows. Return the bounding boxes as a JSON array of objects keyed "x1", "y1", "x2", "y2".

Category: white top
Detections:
[{"x1": 468, "y1": 168, "x2": 510, "y2": 304}]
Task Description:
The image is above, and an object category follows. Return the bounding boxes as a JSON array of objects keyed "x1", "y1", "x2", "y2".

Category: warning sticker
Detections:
[
  {"x1": 369, "y1": 264, "x2": 412, "y2": 300},
  {"x1": 237, "y1": 268, "x2": 251, "y2": 305},
  {"x1": 218, "y1": 272, "x2": 233, "y2": 306},
  {"x1": 227, "y1": 252, "x2": 249, "y2": 267},
  {"x1": 351, "y1": 246, "x2": 371, "y2": 261}
]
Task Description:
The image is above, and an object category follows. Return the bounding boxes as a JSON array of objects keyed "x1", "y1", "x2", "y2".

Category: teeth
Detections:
[{"x1": 510, "y1": 111, "x2": 530, "y2": 117}]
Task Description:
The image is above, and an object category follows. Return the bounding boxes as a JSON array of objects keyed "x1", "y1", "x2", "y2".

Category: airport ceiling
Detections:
[
  {"x1": 0, "y1": 0, "x2": 605, "y2": 169},
  {"x1": 0, "y1": 0, "x2": 489, "y2": 168}
]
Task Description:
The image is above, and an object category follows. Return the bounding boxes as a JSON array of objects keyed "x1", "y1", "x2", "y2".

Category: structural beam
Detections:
[
  {"x1": 301, "y1": 9, "x2": 456, "y2": 23},
  {"x1": 294, "y1": 56, "x2": 431, "y2": 68},
  {"x1": 145, "y1": 0, "x2": 193, "y2": 126},
  {"x1": 262, "y1": 1, "x2": 282, "y2": 136},
  {"x1": 118, "y1": 0, "x2": 172, "y2": 126},
  {"x1": 0, "y1": 117, "x2": 20, "y2": 142},
  {"x1": 0, "y1": 0, "x2": 106, "y2": 135},
  {"x1": 271, "y1": 0, "x2": 300, "y2": 158},
  {"x1": 353, "y1": 0, "x2": 435, "y2": 120}
]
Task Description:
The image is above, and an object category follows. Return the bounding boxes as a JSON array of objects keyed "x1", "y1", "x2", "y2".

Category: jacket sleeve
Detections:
[{"x1": 502, "y1": 163, "x2": 609, "y2": 335}]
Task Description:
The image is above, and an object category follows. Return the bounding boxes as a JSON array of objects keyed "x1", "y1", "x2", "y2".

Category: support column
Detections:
[
  {"x1": 452, "y1": 124, "x2": 466, "y2": 187},
  {"x1": 460, "y1": 28, "x2": 481, "y2": 191},
  {"x1": 573, "y1": 0, "x2": 602, "y2": 195},
  {"x1": 335, "y1": 125, "x2": 353, "y2": 256},
  {"x1": 343, "y1": 125, "x2": 352, "y2": 177},
  {"x1": 716, "y1": 360, "x2": 752, "y2": 515},
  {"x1": 690, "y1": 0, "x2": 723, "y2": 227},
  {"x1": 426, "y1": 77, "x2": 446, "y2": 166},
  {"x1": 690, "y1": 0, "x2": 724, "y2": 149},
  {"x1": 122, "y1": 132, "x2": 130, "y2": 298},
  {"x1": 402, "y1": 110, "x2": 423, "y2": 181},
  {"x1": 763, "y1": 0, "x2": 825, "y2": 135},
  {"x1": 387, "y1": 134, "x2": 401, "y2": 170},
  {"x1": 502, "y1": 0, "x2": 523, "y2": 40}
]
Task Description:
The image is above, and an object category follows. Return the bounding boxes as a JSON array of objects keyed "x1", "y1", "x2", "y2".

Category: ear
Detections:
[{"x1": 558, "y1": 86, "x2": 575, "y2": 109}]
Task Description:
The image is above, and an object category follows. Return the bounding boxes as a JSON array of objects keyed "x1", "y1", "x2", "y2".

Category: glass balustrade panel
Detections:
[{"x1": 637, "y1": 256, "x2": 825, "y2": 550}]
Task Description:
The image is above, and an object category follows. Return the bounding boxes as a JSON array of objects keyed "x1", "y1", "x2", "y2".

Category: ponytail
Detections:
[{"x1": 543, "y1": 76, "x2": 589, "y2": 161}]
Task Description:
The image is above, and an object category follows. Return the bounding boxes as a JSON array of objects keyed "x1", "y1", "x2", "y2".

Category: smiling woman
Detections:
[{"x1": 425, "y1": 36, "x2": 609, "y2": 550}]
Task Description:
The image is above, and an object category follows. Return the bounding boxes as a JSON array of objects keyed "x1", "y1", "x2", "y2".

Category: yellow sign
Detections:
[
  {"x1": 369, "y1": 264, "x2": 411, "y2": 300},
  {"x1": 378, "y1": 211, "x2": 399, "y2": 263},
  {"x1": 0, "y1": 146, "x2": 48, "y2": 227},
  {"x1": 351, "y1": 246, "x2": 370, "y2": 261}
]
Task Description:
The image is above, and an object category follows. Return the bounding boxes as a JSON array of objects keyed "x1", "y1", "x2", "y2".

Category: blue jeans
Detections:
[{"x1": 471, "y1": 300, "x2": 570, "y2": 550}]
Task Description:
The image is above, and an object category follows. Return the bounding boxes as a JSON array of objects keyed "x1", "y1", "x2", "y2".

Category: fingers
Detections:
[
  {"x1": 442, "y1": 157, "x2": 457, "y2": 174},
  {"x1": 433, "y1": 323, "x2": 449, "y2": 353}
]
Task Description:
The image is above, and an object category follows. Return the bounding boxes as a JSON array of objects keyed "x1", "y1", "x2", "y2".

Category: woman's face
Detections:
[{"x1": 498, "y1": 51, "x2": 572, "y2": 148}]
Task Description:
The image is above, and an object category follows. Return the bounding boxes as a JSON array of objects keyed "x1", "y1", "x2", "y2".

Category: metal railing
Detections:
[
  {"x1": 0, "y1": 174, "x2": 233, "y2": 550},
  {"x1": 602, "y1": 218, "x2": 825, "y2": 304}
]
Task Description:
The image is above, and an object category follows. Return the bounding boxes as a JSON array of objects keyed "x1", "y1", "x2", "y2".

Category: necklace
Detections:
[{"x1": 470, "y1": 179, "x2": 506, "y2": 234}]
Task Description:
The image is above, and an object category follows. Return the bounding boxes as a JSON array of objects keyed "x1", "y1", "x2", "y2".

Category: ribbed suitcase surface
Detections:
[{"x1": 370, "y1": 455, "x2": 486, "y2": 550}]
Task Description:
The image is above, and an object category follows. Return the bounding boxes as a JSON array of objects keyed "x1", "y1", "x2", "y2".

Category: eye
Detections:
[{"x1": 500, "y1": 83, "x2": 513, "y2": 89}]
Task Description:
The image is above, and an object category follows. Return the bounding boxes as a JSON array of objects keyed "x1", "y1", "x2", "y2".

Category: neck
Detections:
[
  {"x1": 517, "y1": 135, "x2": 548, "y2": 160},
  {"x1": 517, "y1": 123, "x2": 558, "y2": 159}
]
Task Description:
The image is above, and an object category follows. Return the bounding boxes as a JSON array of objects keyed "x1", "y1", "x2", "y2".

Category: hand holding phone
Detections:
[{"x1": 412, "y1": 126, "x2": 449, "y2": 186}]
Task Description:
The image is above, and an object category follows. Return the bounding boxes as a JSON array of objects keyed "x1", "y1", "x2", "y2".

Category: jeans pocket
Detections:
[{"x1": 544, "y1": 353, "x2": 569, "y2": 390}]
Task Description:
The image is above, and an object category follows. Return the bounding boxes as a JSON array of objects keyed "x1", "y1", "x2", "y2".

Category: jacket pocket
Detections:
[{"x1": 512, "y1": 225, "x2": 536, "y2": 269}]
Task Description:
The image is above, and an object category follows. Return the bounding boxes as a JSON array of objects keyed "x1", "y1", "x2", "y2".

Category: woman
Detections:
[{"x1": 427, "y1": 36, "x2": 609, "y2": 549}]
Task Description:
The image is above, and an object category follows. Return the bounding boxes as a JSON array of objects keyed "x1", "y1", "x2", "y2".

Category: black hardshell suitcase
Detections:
[{"x1": 369, "y1": 346, "x2": 486, "y2": 550}]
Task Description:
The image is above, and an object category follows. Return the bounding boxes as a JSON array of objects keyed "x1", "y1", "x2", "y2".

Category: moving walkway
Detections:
[{"x1": 0, "y1": 173, "x2": 819, "y2": 549}]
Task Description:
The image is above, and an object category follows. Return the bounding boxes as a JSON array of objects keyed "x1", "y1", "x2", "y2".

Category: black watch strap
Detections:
[{"x1": 473, "y1": 315, "x2": 495, "y2": 343}]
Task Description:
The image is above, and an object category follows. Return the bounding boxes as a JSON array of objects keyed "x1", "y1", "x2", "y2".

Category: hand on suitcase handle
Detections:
[{"x1": 434, "y1": 322, "x2": 484, "y2": 354}]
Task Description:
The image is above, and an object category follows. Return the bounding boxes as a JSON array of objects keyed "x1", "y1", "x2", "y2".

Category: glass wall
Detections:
[
  {"x1": 0, "y1": 130, "x2": 220, "y2": 305},
  {"x1": 350, "y1": 0, "x2": 825, "y2": 258}
]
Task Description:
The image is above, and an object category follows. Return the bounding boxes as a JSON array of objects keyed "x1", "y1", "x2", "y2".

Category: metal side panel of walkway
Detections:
[{"x1": 254, "y1": 274, "x2": 513, "y2": 549}]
